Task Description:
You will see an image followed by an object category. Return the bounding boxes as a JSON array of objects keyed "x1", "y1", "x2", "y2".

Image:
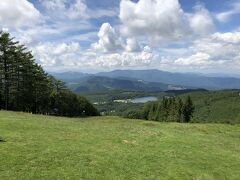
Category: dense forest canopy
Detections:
[
  {"x1": 0, "y1": 31, "x2": 99, "y2": 117},
  {"x1": 122, "y1": 96, "x2": 195, "y2": 123},
  {"x1": 144, "y1": 96, "x2": 195, "y2": 122}
]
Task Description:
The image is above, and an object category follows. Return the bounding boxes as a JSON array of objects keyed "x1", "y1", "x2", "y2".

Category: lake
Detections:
[{"x1": 131, "y1": 96, "x2": 158, "y2": 103}]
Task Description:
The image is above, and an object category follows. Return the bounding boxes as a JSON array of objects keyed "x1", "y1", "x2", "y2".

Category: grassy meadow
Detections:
[{"x1": 0, "y1": 111, "x2": 240, "y2": 179}]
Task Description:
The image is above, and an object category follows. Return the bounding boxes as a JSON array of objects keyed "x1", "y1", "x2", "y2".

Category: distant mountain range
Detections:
[
  {"x1": 97, "y1": 69, "x2": 240, "y2": 90},
  {"x1": 51, "y1": 69, "x2": 240, "y2": 92},
  {"x1": 57, "y1": 75, "x2": 186, "y2": 93},
  {"x1": 51, "y1": 71, "x2": 89, "y2": 81}
]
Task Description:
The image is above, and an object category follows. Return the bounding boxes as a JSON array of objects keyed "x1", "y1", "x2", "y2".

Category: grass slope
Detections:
[{"x1": 0, "y1": 111, "x2": 240, "y2": 179}]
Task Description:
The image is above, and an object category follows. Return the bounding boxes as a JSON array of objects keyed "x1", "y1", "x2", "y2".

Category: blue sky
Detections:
[{"x1": 0, "y1": 0, "x2": 240, "y2": 74}]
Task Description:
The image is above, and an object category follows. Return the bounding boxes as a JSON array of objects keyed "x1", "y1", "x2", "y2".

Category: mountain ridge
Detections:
[
  {"x1": 67, "y1": 76, "x2": 186, "y2": 93},
  {"x1": 96, "y1": 69, "x2": 240, "y2": 90},
  {"x1": 51, "y1": 69, "x2": 240, "y2": 90}
]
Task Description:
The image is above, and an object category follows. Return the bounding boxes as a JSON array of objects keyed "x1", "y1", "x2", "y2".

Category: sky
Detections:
[{"x1": 0, "y1": 0, "x2": 240, "y2": 74}]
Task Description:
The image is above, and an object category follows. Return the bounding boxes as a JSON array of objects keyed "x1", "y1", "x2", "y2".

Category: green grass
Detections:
[{"x1": 0, "y1": 111, "x2": 240, "y2": 179}]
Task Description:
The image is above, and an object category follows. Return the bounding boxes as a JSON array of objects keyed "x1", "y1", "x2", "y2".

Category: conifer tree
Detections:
[
  {"x1": 0, "y1": 31, "x2": 99, "y2": 117},
  {"x1": 143, "y1": 96, "x2": 194, "y2": 123},
  {"x1": 183, "y1": 96, "x2": 195, "y2": 122}
]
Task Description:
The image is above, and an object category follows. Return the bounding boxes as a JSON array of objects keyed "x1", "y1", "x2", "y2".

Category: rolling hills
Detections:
[
  {"x1": 68, "y1": 76, "x2": 185, "y2": 93},
  {"x1": 79, "y1": 89, "x2": 240, "y2": 124},
  {"x1": 97, "y1": 69, "x2": 240, "y2": 90},
  {"x1": 52, "y1": 70, "x2": 240, "y2": 91},
  {"x1": 0, "y1": 111, "x2": 240, "y2": 179}
]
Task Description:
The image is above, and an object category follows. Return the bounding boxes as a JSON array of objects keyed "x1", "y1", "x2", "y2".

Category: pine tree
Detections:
[
  {"x1": 0, "y1": 32, "x2": 17, "y2": 109},
  {"x1": 183, "y1": 96, "x2": 195, "y2": 122},
  {"x1": 176, "y1": 98, "x2": 184, "y2": 122},
  {"x1": 148, "y1": 103, "x2": 157, "y2": 120},
  {"x1": 0, "y1": 31, "x2": 99, "y2": 117}
]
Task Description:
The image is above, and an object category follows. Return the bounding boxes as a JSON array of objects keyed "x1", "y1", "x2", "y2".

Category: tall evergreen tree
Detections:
[
  {"x1": 0, "y1": 31, "x2": 99, "y2": 117},
  {"x1": 143, "y1": 96, "x2": 195, "y2": 123},
  {"x1": 176, "y1": 98, "x2": 184, "y2": 122},
  {"x1": 183, "y1": 96, "x2": 195, "y2": 122}
]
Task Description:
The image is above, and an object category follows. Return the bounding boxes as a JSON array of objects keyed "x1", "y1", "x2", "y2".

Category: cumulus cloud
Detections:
[
  {"x1": 0, "y1": 0, "x2": 41, "y2": 28},
  {"x1": 1, "y1": 0, "x2": 239, "y2": 73},
  {"x1": 32, "y1": 42, "x2": 82, "y2": 67},
  {"x1": 90, "y1": 46, "x2": 154, "y2": 68},
  {"x1": 192, "y1": 32, "x2": 240, "y2": 61},
  {"x1": 188, "y1": 4, "x2": 215, "y2": 35},
  {"x1": 212, "y1": 32, "x2": 240, "y2": 44},
  {"x1": 32, "y1": 40, "x2": 154, "y2": 70},
  {"x1": 92, "y1": 23, "x2": 123, "y2": 53},
  {"x1": 119, "y1": 0, "x2": 189, "y2": 43},
  {"x1": 89, "y1": 22, "x2": 154, "y2": 67},
  {"x1": 119, "y1": 0, "x2": 214, "y2": 44},
  {"x1": 30, "y1": 30, "x2": 240, "y2": 72},
  {"x1": 175, "y1": 52, "x2": 211, "y2": 66},
  {"x1": 162, "y1": 31, "x2": 240, "y2": 69},
  {"x1": 126, "y1": 38, "x2": 141, "y2": 52}
]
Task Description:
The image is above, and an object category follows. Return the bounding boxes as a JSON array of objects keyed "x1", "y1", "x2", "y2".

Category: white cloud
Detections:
[
  {"x1": 160, "y1": 31, "x2": 240, "y2": 70},
  {"x1": 40, "y1": 0, "x2": 66, "y2": 10},
  {"x1": 215, "y1": 1, "x2": 240, "y2": 22},
  {"x1": 89, "y1": 8, "x2": 118, "y2": 19},
  {"x1": 9, "y1": 18, "x2": 95, "y2": 46},
  {"x1": 175, "y1": 52, "x2": 211, "y2": 66},
  {"x1": 32, "y1": 42, "x2": 82, "y2": 67},
  {"x1": 119, "y1": 0, "x2": 214, "y2": 44},
  {"x1": 192, "y1": 32, "x2": 240, "y2": 61},
  {"x1": 29, "y1": 29, "x2": 240, "y2": 73},
  {"x1": 0, "y1": 0, "x2": 41, "y2": 28},
  {"x1": 89, "y1": 22, "x2": 154, "y2": 68},
  {"x1": 40, "y1": 0, "x2": 117, "y2": 20},
  {"x1": 188, "y1": 4, "x2": 214, "y2": 35},
  {"x1": 40, "y1": 0, "x2": 88, "y2": 19},
  {"x1": 32, "y1": 40, "x2": 154, "y2": 70},
  {"x1": 119, "y1": 0, "x2": 189, "y2": 43},
  {"x1": 68, "y1": 0, "x2": 89, "y2": 19},
  {"x1": 212, "y1": 32, "x2": 240, "y2": 44},
  {"x1": 1, "y1": 0, "x2": 239, "y2": 73},
  {"x1": 92, "y1": 23, "x2": 123, "y2": 53},
  {"x1": 217, "y1": 12, "x2": 235, "y2": 23},
  {"x1": 90, "y1": 46, "x2": 154, "y2": 68},
  {"x1": 126, "y1": 38, "x2": 141, "y2": 52},
  {"x1": 20, "y1": 0, "x2": 115, "y2": 45}
]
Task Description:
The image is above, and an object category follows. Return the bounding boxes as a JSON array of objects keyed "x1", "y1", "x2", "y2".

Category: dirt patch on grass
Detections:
[{"x1": 122, "y1": 139, "x2": 137, "y2": 145}]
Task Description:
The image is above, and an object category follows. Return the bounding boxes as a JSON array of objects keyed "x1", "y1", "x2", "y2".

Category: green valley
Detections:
[{"x1": 81, "y1": 90, "x2": 240, "y2": 124}]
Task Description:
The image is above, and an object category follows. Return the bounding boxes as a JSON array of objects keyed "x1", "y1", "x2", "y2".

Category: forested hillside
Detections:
[
  {"x1": 97, "y1": 70, "x2": 240, "y2": 90},
  {"x1": 0, "y1": 32, "x2": 98, "y2": 117},
  {"x1": 180, "y1": 90, "x2": 240, "y2": 123},
  {"x1": 119, "y1": 90, "x2": 240, "y2": 124},
  {"x1": 143, "y1": 96, "x2": 194, "y2": 122},
  {"x1": 70, "y1": 76, "x2": 177, "y2": 93}
]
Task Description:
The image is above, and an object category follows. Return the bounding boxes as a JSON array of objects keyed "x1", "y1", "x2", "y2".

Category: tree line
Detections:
[
  {"x1": 0, "y1": 31, "x2": 99, "y2": 117},
  {"x1": 123, "y1": 96, "x2": 195, "y2": 122},
  {"x1": 144, "y1": 96, "x2": 195, "y2": 122}
]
